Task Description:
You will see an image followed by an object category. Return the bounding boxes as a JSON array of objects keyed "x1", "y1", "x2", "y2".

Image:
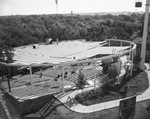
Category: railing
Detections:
[
  {"x1": 0, "y1": 39, "x2": 137, "y2": 99},
  {"x1": 61, "y1": 88, "x2": 146, "y2": 114}
]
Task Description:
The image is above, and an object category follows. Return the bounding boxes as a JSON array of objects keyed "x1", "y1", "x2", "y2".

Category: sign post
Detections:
[{"x1": 118, "y1": 96, "x2": 136, "y2": 119}]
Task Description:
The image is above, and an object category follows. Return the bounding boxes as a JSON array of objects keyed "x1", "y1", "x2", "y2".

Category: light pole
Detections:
[{"x1": 140, "y1": 0, "x2": 150, "y2": 70}]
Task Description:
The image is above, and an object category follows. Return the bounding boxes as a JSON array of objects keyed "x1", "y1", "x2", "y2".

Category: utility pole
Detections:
[{"x1": 140, "y1": 0, "x2": 150, "y2": 70}]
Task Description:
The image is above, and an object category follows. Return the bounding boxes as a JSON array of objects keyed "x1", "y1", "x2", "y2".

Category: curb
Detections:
[{"x1": 0, "y1": 101, "x2": 12, "y2": 119}]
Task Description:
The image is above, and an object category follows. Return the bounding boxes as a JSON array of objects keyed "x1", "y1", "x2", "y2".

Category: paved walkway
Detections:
[{"x1": 55, "y1": 63, "x2": 150, "y2": 113}]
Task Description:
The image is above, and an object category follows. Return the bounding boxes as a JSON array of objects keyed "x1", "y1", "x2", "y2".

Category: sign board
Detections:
[{"x1": 118, "y1": 96, "x2": 136, "y2": 119}]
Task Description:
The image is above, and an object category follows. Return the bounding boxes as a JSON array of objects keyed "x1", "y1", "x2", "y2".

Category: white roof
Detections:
[{"x1": 11, "y1": 40, "x2": 129, "y2": 66}]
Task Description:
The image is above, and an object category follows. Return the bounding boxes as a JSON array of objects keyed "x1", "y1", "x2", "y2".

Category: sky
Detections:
[{"x1": 0, "y1": 0, "x2": 147, "y2": 16}]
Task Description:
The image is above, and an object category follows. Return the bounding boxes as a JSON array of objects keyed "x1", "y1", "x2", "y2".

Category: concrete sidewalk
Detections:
[{"x1": 55, "y1": 63, "x2": 150, "y2": 113}]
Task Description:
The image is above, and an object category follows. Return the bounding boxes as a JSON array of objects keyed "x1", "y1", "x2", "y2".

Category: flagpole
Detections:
[
  {"x1": 56, "y1": 3, "x2": 58, "y2": 14},
  {"x1": 55, "y1": 0, "x2": 58, "y2": 14},
  {"x1": 55, "y1": 0, "x2": 59, "y2": 44}
]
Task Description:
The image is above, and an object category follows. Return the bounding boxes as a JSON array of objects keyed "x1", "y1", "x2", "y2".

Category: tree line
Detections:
[
  {"x1": 0, "y1": 13, "x2": 144, "y2": 47},
  {"x1": 0, "y1": 13, "x2": 148, "y2": 63}
]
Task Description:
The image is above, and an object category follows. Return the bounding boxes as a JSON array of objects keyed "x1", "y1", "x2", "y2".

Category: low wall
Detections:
[
  {"x1": 0, "y1": 101, "x2": 10, "y2": 119},
  {"x1": 5, "y1": 92, "x2": 54, "y2": 116}
]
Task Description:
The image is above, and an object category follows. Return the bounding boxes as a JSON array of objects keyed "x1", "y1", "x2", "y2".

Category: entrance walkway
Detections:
[{"x1": 55, "y1": 63, "x2": 150, "y2": 113}]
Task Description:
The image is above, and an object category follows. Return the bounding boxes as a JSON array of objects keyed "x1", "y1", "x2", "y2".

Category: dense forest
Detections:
[
  {"x1": 0, "y1": 13, "x2": 150, "y2": 63},
  {"x1": 0, "y1": 13, "x2": 145, "y2": 46}
]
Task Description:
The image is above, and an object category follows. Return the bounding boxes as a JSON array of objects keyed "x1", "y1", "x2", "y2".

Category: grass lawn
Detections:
[{"x1": 0, "y1": 64, "x2": 101, "y2": 98}]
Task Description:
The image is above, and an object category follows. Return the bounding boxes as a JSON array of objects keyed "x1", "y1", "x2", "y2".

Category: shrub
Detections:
[
  {"x1": 133, "y1": 54, "x2": 142, "y2": 71},
  {"x1": 107, "y1": 64, "x2": 119, "y2": 83},
  {"x1": 75, "y1": 70, "x2": 86, "y2": 90}
]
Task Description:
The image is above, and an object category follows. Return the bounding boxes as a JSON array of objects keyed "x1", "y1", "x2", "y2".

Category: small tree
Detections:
[
  {"x1": 133, "y1": 54, "x2": 142, "y2": 71},
  {"x1": 75, "y1": 70, "x2": 86, "y2": 90},
  {"x1": 107, "y1": 64, "x2": 119, "y2": 83},
  {"x1": 0, "y1": 43, "x2": 14, "y2": 79}
]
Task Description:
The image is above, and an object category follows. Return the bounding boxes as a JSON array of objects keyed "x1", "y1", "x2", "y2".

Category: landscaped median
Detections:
[
  {"x1": 75, "y1": 70, "x2": 149, "y2": 106},
  {"x1": 55, "y1": 69, "x2": 149, "y2": 114}
]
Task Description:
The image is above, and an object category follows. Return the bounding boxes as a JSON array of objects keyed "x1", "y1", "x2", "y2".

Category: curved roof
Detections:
[
  {"x1": 0, "y1": 39, "x2": 136, "y2": 66},
  {"x1": 11, "y1": 40, "x2": 129, "y2": 65}
]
